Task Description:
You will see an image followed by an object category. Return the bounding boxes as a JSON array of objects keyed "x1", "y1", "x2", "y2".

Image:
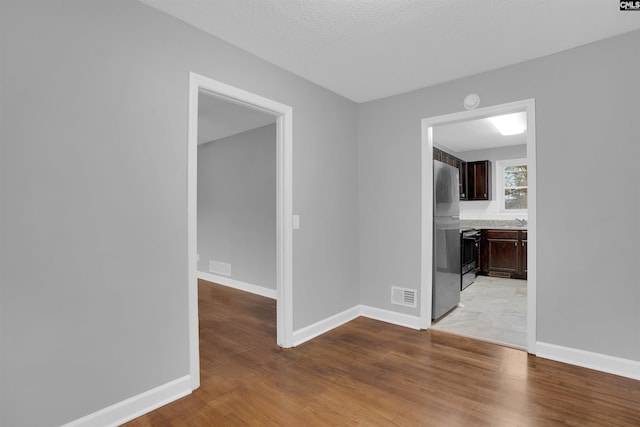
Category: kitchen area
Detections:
[{"x1": 430, "y1": 112, "x2": 529, "y2": 349}]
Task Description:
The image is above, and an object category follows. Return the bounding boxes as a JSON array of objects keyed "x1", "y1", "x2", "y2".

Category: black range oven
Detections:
[{"x1": 461, "y1": 228, "x2": 480, "y2": 290}]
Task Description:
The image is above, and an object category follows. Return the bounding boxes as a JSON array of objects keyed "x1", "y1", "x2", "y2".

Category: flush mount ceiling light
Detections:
[{"x1": 488, "y1": 112, "x2": 526, "y2": 135}]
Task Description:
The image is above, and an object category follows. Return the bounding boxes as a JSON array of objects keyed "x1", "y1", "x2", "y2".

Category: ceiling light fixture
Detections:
[{"x1": 488, "y1": 112, "x2": 526, "y2": 136}]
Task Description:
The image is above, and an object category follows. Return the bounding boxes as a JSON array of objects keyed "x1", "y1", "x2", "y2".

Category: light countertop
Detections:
[{"x1": 460, "y1": 219, "x2": 527, "y2": 230}]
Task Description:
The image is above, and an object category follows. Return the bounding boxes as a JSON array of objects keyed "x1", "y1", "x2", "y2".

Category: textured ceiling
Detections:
[{"x1": 139, "y1": 0, "x2": 640, "y2": 103}]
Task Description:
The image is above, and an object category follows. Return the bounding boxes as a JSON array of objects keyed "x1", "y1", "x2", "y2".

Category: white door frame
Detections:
[
  {"x1": 420, "y1": 98, "x2": 537, "y2": 354},
  {"x1": 187, "y1": 72, "x2": 294, "y2": 389}
]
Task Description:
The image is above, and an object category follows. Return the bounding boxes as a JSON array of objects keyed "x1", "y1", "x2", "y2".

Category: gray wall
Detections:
[
  {"x1": 358, "y1": 30, "x2": 640, "y2": 360},
  {"x1": 198, "y1": 124, "x2": 277, "y2": 290},
  {"x1": 0, "y1": 1, "x2": 359, "y2": 426}
]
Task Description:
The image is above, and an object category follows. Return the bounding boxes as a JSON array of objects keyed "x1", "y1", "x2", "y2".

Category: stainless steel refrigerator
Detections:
[{"x1": 432, "y1": 160, "x2": 461, "y2": 320}]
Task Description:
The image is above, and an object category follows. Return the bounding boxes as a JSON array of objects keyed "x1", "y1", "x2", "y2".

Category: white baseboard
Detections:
[
  {"x1": 292, "y1": 306, "x2": 361, "y2": 346},
  {"x1": 360, "y1": 305, "x2": 422, "y2": 330},
  {"x1": 198, "y1": 271, "x2": 277, "y2": 299},
  {"x1": 292, "y1": 305, "x2": 423, "y2": 347},
  {"x1": 62, "y1": 375, "x2": 192, "y2": 427},
  {"x1": 537, "y1": 342, "x2": 640, "y2": 380}
]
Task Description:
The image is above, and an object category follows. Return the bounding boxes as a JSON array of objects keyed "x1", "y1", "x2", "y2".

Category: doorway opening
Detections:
[
  {"x1": 197, "y1": 93, "x2": 277, "y2": 299},
  {"x1": 187, "y1": 73, "x2": 294, "y2": 390},
  {"x1": 420, "y1": 99, "x2": 537, "y2": 354}
]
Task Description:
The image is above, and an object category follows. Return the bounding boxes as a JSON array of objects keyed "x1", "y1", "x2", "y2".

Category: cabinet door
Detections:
[
  {"x1": 487, "y1": 238, "x2": 519, "y2": 274},
  {"x1": 458, "y1": 159, "x2": 467, "y2": 200},
  {"x1": 439, "y1": 151, "x2": 449, "y2": 164},
  {"x1": 441, "y1": 152, "x2": 456, "y2": 167},
  {"x1": 484, "y1": 230, "x2": 519, "y2": 276},
  {"x1": 474, "y1": 161, "x2": 489, "y2": 199},
  {"x1": 468, "y1": 161, "x2": 491, "y2": 200},
  {"x1": 518, "y1": 231, "x2": 527, "y2": 278}
]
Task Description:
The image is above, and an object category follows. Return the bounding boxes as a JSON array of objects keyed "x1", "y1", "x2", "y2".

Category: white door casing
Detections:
[
  {"x1": 420, "y1": 98, "x2": 537, "y2": 354},
  {"x1": 187, "y1": 72, "x2": 294, "y2": 389}
]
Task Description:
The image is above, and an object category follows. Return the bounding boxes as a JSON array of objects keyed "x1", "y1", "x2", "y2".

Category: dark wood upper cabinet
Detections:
[
  {"x1": 440, "y1": 151, "x2": 449, "y2": 164},
  {"x1": 458, "y1": 159, "x2": 467, "y2": 200},
  {"x1": 441, "y1": 151, "x2": 456, "y2": 167},
  {"x1": 433, "y1": 147, "x2": 442, "y2": 162},
  {"x1": 433, "y1": 147, "x2": 468, "y2": 200},
  {"x1": 467, "y1": 160, "x2": 491, "y2": 200}
]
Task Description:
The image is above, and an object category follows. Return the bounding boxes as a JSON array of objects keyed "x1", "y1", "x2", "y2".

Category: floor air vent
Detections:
[
  {"x1": 209, "y1": 261, "x2": 231, "y2": 276},
  {"x1": 488, "y1": 271, "x2": 511, "y2": 278},
  {"x1": 391, "y1": 286, "x2": 417, "y2": 308}
]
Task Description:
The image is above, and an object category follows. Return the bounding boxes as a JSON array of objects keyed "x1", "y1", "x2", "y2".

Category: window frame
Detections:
[{"x1": 496, "y1": 158, "x2": 528, "y2": 215}]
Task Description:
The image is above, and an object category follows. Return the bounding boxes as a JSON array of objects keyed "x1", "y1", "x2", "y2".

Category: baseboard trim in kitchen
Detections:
[
  {"x1": 61, "y1": 375, "x2": 192, "y2": 427},
  {"x1": 537, "y1": 342, "x2": 640, "y2": 380},
  {"x1": 360, "y1": 305, "x2": 422, "y2": 330},
  {"x1": 198, "y1": 271, "x2": 277, "y2": 299},
  {"x1": 292, "y1": 306, "x2": 361, "y2": 346}
]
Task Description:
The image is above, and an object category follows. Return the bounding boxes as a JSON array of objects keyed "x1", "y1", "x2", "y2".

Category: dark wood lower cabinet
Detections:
[
  {"x1": 519, "y1": 231, "x2": 527, "y2": 278},
  {"x1": 480, "y1": 229, "x2": 527, "y2": 279}
]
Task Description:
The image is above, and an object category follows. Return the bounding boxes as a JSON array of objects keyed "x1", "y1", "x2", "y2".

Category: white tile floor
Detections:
[{"x1": 431, "y1": 275, "x2": 527, "y2": 349}]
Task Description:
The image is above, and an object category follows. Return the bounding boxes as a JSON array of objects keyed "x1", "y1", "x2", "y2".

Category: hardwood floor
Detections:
[{"x1": 125, "y1": 280, "x2": 640, "y2": 426}]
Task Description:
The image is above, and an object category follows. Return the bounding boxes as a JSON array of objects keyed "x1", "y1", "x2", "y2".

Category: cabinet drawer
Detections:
[
  {"x1": 485, "y1": 230, "x2": 519, "y2": 239},
  {"x1": 521, "y1": 230, "x2": 527, "y2": 240}
]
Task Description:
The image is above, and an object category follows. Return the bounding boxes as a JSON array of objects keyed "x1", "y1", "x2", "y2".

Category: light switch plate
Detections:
[{"x1": 293, "y1": 214, "x2": 300, "y2": 230}]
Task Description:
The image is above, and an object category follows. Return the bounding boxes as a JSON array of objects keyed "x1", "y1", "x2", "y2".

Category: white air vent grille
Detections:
[
  {"x1": 209, "y1": 260, "x2": 231, "y2": 276},
  {"x1": 391, "y1": 286, "x2": 417, "y2": 308}
]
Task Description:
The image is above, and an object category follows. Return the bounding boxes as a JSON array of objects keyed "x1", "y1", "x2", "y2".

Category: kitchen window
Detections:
[{"x1": 496, "y1": 158, "x2": 527, "y2": 213}]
